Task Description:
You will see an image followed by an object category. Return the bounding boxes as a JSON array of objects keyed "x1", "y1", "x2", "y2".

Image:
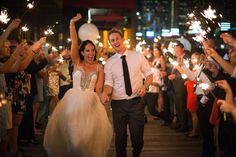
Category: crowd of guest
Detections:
[
  {"x1": 0, "y1": 18, "x2": 72, "y2": 157},
  {"x1": 142, "y1": 31, "x2": 236, "y2": 157},
  {"x1": 0, "y1": 17, "x2": 236, "y2": 157}
]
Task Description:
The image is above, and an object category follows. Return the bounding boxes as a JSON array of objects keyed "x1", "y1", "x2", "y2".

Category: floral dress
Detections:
[{"x1": 6, "y1": 71, "x2": 31, "y2": 114}]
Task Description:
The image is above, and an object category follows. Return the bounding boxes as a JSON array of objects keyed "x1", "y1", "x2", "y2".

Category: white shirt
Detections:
[
  {"x1": 104, "y1": 49, "x2": 152, "y2": 100},
  {"x1": 148, "y1": 67, "x2": 162, "y2": 93}
]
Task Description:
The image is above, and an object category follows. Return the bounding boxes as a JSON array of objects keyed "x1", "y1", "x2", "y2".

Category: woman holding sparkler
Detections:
[{"x1": 44, "y1": 13, "x2": 112, "y2": 157}]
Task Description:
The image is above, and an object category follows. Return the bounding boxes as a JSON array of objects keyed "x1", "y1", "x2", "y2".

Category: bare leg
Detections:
[
  {"x1": 189, "y1": 112, "x2": 199, "y2": 136},
  {"x1": 8, "y1": 113, "x2": 23, "y2": 156}
]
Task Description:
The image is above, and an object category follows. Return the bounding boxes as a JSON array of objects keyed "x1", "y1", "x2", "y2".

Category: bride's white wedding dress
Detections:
[{"x1": 44, "y1": 65, "x2": 113, "y2": 157}]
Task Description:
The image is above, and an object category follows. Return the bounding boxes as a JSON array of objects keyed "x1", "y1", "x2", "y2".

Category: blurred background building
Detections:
[{"x1": 1, "y1": 0, "x2": 235, "y2": 50}]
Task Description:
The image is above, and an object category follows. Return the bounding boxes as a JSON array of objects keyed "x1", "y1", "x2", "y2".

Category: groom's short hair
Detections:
[{"x1": 108, "y1": 28, "x2": 124, "y2": 38}]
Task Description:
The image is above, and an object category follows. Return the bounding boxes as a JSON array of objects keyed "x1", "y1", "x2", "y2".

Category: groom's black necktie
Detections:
[{"x1": 121, "y1": 55, "x2": 132, "y2": 96}]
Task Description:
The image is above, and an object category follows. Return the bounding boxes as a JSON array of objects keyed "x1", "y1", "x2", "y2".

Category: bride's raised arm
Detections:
[{"x1": 70, "y1": 13, "x2": 82, "y2": 65}]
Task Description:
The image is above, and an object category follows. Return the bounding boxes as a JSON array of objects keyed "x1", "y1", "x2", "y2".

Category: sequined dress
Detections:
[{"x1": 44, "y1": 65, "x2": 113, "y2": 157}]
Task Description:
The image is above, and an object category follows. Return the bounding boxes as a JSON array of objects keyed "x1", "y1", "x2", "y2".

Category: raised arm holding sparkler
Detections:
[
  {"x1": 0, "y1": 18, "x2": 21, "y2": 50},
  {"x1": 18, "y1": 37, "x2": 47, "y2": 71},
  {"x1": 203, "y1": 39, "x2": 236, "y2": 77},
  {"x1": 216, "y1": 80, "x2": 236, "y2": 123}
]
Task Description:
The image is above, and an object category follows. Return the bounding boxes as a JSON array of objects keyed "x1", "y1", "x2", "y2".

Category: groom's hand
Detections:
[{"x1": 99, "y1": 92, "x2": 110, "y2": 105}]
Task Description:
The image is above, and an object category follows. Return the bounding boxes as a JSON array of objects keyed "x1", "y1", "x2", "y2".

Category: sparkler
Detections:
[
  {"x1": 181, "y1": 73, "x2": 187, "y2": 79},
  {"x1": 21, "y1": 24, "x2": 29, "y2": 32},
  {"x1": 58, "y1": 54, "x2": 64, "y2": 64},
  {"x1": 44, "y1": 28, "x2": 54, "y2": 36},
  {"x1": 187, "y1": 5, "x2": 221, "y2": 43},
  {"x1": 21, "y1": 24, "x2": 29, "y2": 40},
  {"x1": 21, "y1": 1, "x2": 35, "y2": 19},
  {"x1": 0, "y1": 10, "x2": 10, "y2": 24},
  {"x1": 201, "y1": 5, "x2": 217, "y2": 21},
  {"x1": 52, "y1": 46, "x2": 58, "y2": 52}
]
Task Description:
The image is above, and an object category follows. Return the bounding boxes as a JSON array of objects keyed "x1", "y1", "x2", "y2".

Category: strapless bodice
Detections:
[{"x1": 72, "y1": 66, "x2": 98, "y2": 92}]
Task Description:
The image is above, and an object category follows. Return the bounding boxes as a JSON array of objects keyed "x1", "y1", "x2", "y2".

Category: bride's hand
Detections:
[
  {"x1": 70, "y1": 13, "x2": 82, "y2": 24},
  {"x1": 99, "y1": 92, "x2": 110, "y2": 105}
]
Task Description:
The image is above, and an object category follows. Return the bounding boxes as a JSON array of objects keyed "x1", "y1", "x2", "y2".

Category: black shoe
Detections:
[{"x1": 29, "y1": 139, "x2": 40, "y2": 145}]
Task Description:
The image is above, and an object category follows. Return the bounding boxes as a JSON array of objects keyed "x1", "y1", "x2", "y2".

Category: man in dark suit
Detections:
[{"x1": 168, "y1": 41, "x2": 190, "y2": 132}]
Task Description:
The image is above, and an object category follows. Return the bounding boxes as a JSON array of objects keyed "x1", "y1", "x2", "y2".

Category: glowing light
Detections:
[
  {"x1": 27, "y1": 1, "x2": 34, "y2": 9},
  {"x1": 99, "y1": 57, "x2": 104, "y2": 61},
  {"x1": 201, "y1": 5, "x2": 217, "y2": 21},
  {"x1": 67, "y1": 38, "x2": 71, "y2": 43},
  {"x1": 21, "y1": 24, "x2": 29, "y2": 32},
  {"x1": 44, "y1": 28, "x2": 54, "y2": 36},
  {"x1": 45, "y1": 43, "x2": 50, "y2": 47},
  {"x1": 181, "y1": 74, "x2": 187, "y2": 79},
  {"x1": 146, "y1": 54, "x2": 152, "y2": 59},
  {"x1": 98, "y1": 42, "x2": 103, "y2": 47},
  {"x1": 199, "y1": 83, "x2": 210, "y2": 90},
  {"x1": 52, "y1": 46, "x2": 58, "y2": 52},
  {"x1": 58, "y1": 55, "x2": 64, "y2": 64},
  {"x1": 124, "y1": 39, "x2": 130, "y2": 49},
  {"x1": 0, "y1": 10, "x2": 10, "y2": 24},
  {"x1": 59, "y1": 45, "x2": 63, "y2": 50},
  {"x1": 192, "y1": 34, "x2": 205, "y2": 42}
]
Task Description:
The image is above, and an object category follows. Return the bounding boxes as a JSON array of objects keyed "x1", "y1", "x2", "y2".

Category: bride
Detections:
[{"x1": 43, "y1": 13, "x2": 113, "y2": 157}]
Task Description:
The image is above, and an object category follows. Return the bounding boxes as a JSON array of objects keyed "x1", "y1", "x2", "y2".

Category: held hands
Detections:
[
  {"x1": 99, "y1": 92, "x2": 110, "y2": 105},
  {"x1": 70, "y1": 13, "x2": 82, "y2": 24}
]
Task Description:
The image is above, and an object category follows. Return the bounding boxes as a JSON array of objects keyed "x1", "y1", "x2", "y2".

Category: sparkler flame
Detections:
[
  {"x1": 199, "y1": 83, "x2": 210, "y2": 90},
  {"x1": 0, "y1": 10, "x2": 10, "y2": 24},
  {"x1": 22, "y1": 25, "x2": 29, "y2": 32},
  {"x1": 52, "y1": 46, "x2": 58, "y2": 52},
  {"x1": 201, "y1": 5, "x2": 217, "y2": 21},
  {"x1": 27, "y1": 1, "x2": 34, "y2": 9},
  {"x1": 181, "y1": 74, "x2": 187, "y2": 79},
  {"x1": 44, "y1": 28, "x2": 54, "y2": 35},
  {"x1": 58, "y1": 55, "x2": 64, "y2": 64}
]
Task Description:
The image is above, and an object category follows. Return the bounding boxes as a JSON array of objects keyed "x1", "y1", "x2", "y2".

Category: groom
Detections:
[{"x1": 101, "y1": 28, "x2": 153, "y2": 157}]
